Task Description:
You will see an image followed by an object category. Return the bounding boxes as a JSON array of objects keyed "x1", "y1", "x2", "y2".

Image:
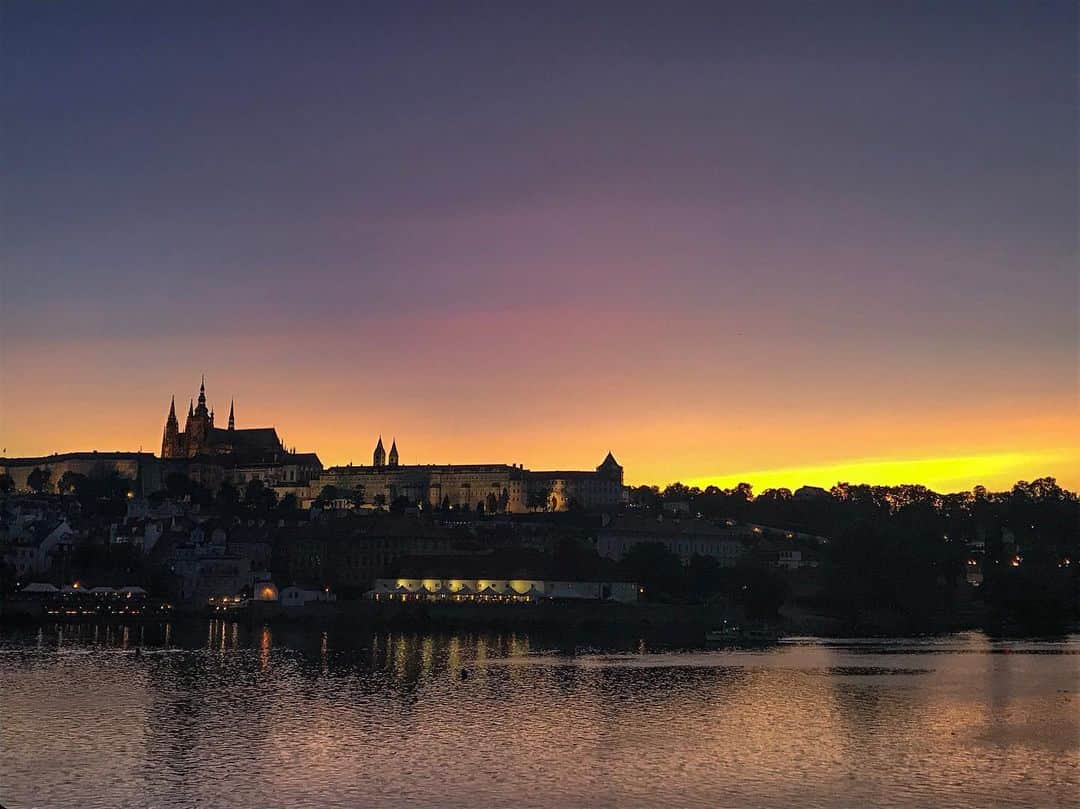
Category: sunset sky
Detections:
[{"x1": 2, "y1": 1, "x2": 1076, "y2": 493}]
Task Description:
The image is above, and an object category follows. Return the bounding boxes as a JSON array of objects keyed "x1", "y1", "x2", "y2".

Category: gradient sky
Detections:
[{"x1": 2, "y1": 1, "x2": 1076, "y2": 492}]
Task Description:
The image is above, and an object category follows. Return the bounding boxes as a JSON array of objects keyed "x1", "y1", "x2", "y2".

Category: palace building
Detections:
[{"x1": 309, "y1": 438, "x2": 626, "y2": 513}]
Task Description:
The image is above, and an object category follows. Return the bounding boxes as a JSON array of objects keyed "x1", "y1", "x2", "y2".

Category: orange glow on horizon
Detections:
[
  {"x1": 683, "y1": 449, "x2": 1080, "y2": 494},
  {"x1": 2, "y1": 313, "x2": 1076, "y2": 495}
]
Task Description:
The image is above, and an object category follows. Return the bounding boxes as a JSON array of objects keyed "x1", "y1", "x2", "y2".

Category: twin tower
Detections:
[{"x1": 372, "y1": 437, "x2": 399, "y2": 468}]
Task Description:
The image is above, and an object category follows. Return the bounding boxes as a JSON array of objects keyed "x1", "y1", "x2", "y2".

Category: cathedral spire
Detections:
[
  {"x1": 388, "y1": 438, "x2": 399, "y2": 467},
  {"x1": 228, "y1": 399, "x2": 235, "y2": 430},
  {"x1": 162, "y1": 395, "x2": 182, "y2": 458},
  {"x1": 192, "y1": 375, "x2": 210, "y2": 421},
  {"x1": 373, "y1": 436, "x2": 386, "y2": 467}
]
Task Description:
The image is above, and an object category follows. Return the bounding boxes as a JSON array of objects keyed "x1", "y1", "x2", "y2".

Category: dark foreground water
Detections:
[{"x1": 0, "y1": 623, "x2": 1077, "y2": 809}]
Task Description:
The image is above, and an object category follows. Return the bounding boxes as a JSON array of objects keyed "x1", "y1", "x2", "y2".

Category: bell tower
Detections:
[
  {"x1": 186, "y1": 376, "x2": 212, "y2": 456},
  {"x1": 373, "y1": 436, "x2": 386, "y2": 467}
]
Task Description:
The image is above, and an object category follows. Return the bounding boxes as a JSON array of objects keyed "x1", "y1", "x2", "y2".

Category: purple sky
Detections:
[{"x1": 2, "y1": 1, "x2": 1076, "y2": 490}]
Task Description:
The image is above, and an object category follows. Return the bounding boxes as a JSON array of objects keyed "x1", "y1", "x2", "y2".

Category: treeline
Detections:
[
  {"x1": 631, "y1": 477, "x2": 1076, "y2": 561},
  {"x1": 631, "y1": 477, "x2": 1079, "y2": 631}
]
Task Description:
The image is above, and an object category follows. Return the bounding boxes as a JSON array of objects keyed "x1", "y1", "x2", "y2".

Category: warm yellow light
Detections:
[{"x1": 685, "y1": 449, "x2": 1074, "y2": 493}]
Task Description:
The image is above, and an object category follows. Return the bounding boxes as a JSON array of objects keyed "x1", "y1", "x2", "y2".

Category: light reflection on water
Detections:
[{"x1": 1, "y1": 624, "x2": 1077, "y2": 809}]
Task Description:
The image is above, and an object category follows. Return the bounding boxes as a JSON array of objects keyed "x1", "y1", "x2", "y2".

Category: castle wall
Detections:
[{"x1": 0, "y1": 453, "x2": 162, "y2": 494}]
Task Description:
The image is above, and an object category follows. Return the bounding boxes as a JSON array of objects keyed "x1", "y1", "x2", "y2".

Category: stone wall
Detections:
[{"x1": 0, "y1": 453, "x2": 162, "y2": 494}]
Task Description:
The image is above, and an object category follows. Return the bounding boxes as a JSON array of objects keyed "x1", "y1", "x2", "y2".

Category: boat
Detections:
[{"x1": 705, "y1": 621, "x2": 781, "y2": 645}]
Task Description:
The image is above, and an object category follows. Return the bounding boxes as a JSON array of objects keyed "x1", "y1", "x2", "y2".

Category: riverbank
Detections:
[
  {"x1": 238, "y1": 600, "x2": 733, "y2": 645},
  {"x1": 6, "y1": 595, "x2": 1067, "y2": 638}
]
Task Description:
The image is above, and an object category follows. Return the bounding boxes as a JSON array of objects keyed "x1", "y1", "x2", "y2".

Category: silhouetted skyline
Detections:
[{"x1": 2, "y1": 1, "x2": 1076, "y2": 491}]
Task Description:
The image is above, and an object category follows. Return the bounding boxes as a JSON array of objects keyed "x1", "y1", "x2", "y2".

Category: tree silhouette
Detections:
[
  {"x1": 527, "y1": 483, "x2": 553, "y2": 512},
  {"x1": 277, "y1": 492, "x2": 300, "y2": 519},
  {"x1": 244, "y1": 478, "x2": 278, "y2": 513},
  {"x1": 27, "y1": 467, "x2": 51, "y2": 494},
  {"x1": 618, "y1": 542, "x2": 684, "y2": 601},
  {"x1": 217, "y1": 481, "x2": 241, "y2": 515},
  {"x1": 315, "y1": 485, "x2": 342, "y2": 507},
  {"x1": 57, "y1": 471, "x2": 87, "y2": 495}
]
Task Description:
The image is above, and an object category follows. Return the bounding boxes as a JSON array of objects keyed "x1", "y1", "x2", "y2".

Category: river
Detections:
[{"x1": 1, "y1": 623, "x2": 1077, "y2": 808}]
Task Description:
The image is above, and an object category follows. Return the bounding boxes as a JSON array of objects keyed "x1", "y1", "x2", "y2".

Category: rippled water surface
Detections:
[{"x1": 1, "y1": 624, "x2": 1077, "y2": 809}]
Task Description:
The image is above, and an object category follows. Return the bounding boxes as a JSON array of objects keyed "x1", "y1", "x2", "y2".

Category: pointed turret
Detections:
[
  {"x1": 185, "y1": 376, "x2": 213, "y2": 455},
  {"x1": 388, "y1": 439, "x2": 399, "y2": 467},
  {"x1": 228, "y1": 399, "x2": 235, "y2": 430},
  {"x1": 161, "y1": 396, "x2": 182, "y2": 458},
  {"x1": 597, "y1": 451, "x2": 623, "y2": 482},
  {"x1": 195, "y1": 375, "x2": 208, "y2": 415},
  {"x1": 373, "y1": 436, "x2": 386, "y2": 467}
]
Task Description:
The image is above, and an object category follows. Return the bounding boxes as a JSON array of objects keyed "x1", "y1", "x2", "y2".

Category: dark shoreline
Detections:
[{"x1": 3, "y1": 599, "x2": 1075, "y2": 641}]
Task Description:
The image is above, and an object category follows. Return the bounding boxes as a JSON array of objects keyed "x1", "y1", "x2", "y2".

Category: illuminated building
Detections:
[
  {"x1": 368, "y1": 578, "x2": 639, "y2": 603},
  {"x1": 310, "y1": 439, "x2": 625, "y2": 514}
]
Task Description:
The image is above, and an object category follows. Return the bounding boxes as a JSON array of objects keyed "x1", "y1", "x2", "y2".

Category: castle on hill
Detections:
[
  {"x1": 144, "y1": 378, "x2": 626, "y2": 512},
  {"x1": 158, "y1": 378, "x2": 323, "y2": 491},
  {"x1": 5, "y1": 380, "x2": 626, "y2": 512}
]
